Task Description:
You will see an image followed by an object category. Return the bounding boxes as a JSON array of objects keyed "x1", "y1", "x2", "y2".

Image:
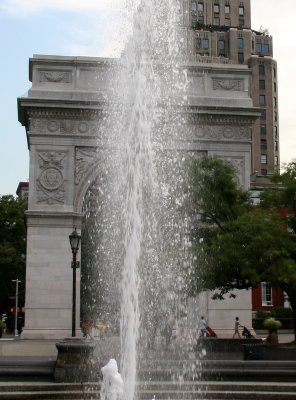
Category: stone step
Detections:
[
  {"x1": 0, "y1": 358, "x2": 55, "y2": 377},
  {"x1": 140, "y1": 381, "x2": 296, "y2": 393},
  {"x1": 0, "y1": 392, "x2": 97, "y2": 400},
  {"x1": 1, "y1": 389, "x2": 296, "y2": 400},
  {"x1": 1, "y1": 381, "x2": 296, "y2": 400},
  {"x1": 138, "y1": 391, "x2": 296, "y2": 399},
  {"x1": 0, "y1": 383, "x2": 98, "y2": 393},
  {"x1": 139, "y1": 360, "x2": 296, "y2": 381}
]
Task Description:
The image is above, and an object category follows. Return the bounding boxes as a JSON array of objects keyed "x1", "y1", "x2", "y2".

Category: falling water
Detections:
[
  {"x1": 83, "y1": 1, "x2": 190, "y2": 399},
  {"x1": 117, "y1": 2, "x2": 188, "y2": 399}
]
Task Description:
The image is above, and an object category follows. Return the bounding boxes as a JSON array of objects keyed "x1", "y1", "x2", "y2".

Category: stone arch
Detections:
[
  {"x1": 74, "y1": 153, "x2": 100, "y2": 214},
  {"x1": 18, "y1": 54, "x2": 259, "y2": 339}
]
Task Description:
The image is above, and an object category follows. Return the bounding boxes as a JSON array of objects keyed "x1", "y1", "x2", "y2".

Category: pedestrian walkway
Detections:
[
  {"x1": 0, "y1": 335, "x2": 58, "y2": 358},
  {"x1": 0, "y1": 332, "x2": 294, "y2": 358}
]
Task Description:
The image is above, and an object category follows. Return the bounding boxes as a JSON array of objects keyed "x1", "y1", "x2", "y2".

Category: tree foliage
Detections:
[
  {"x1": 187, "y1": 156, "x2": 250, "y2": 230},
  {"x1": 0, "y1": 195, "x2": 26, "y2": 314},
  {"x1": 188, "y1": 157, "x2": 296, "y2": 340}
]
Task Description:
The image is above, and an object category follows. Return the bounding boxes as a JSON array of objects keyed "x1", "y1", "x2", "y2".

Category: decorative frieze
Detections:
[
  {"x1": 29, "y1": 117, "x2": 100, "y2": 136},
  {"x1": 193, "y1": 125, "x2": 251, "y2": 141},
  {"x1": 212, "y1": 78, "x2": 243, "y2": 91},
  {"x1": 36, "y1": 152, "x2": 66, "y2": 204},
  {"x1": 39, "y1": 70, "x2": 72, "y2": 84}
]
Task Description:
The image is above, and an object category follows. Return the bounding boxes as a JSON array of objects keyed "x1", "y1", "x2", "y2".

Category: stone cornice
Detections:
[
  {"x1": 27, "y1": 109, "x2": 104, "y2": 119},
  {"x1": 25, "y1": 210, "x2": 83, "y2": 227},
  {"x1": 17, "y1": 97, "x2": 107, "y2": 127},
  {"x1": 187, "y1": 113, "x2": 258, "y2": 126}
]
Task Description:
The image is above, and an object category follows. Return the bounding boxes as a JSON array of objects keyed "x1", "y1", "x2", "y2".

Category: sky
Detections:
[{"x1": 0, "y1": 0, "x2": 295, "y2": 195}]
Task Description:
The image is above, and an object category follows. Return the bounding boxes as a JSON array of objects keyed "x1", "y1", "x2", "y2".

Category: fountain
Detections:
[{"x1": 81, "y1": 1, "x2": 191, "y2": 399}]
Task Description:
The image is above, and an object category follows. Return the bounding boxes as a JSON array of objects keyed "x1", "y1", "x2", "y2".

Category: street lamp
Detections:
[
  {"x1": 12, "y1": 279, "x2": 21, "y2": 337},
  {"x1": 69, "y1": 228, "x2": 81, "y2": 337}
]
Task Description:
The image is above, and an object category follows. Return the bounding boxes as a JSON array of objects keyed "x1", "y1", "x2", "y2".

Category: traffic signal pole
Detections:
[{"x1": 12, "y1": 279, "x2": 21, "y2": 337}]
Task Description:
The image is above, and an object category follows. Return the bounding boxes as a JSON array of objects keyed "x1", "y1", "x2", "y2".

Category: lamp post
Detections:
[
  {"x1": 12, "y1": 279, "x2": 21, "y2": 337},
  {"x1": 69, "y1": 228, "x2": 81, "y2": 337}
]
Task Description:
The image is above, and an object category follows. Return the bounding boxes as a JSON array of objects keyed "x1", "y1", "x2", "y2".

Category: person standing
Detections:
[
  {"x1": 198, "y1": 316, "x2": 207, "y2": 337},
  {"x1": 233, "y1": 317, "x2": 242, "y2": 338}
]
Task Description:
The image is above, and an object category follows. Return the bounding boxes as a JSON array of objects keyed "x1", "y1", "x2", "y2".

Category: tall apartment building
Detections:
[{"x1": 181, "y1": 0, "x2": 279, "y2": 177}]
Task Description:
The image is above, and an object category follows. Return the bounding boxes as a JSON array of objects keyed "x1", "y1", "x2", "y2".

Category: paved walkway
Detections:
[
  {"x1": 0, "y1": 332, "x2": 294, "y2": 359},
  {"x1": 0, "y1": 337, "x2": 57, "y2": 358}
]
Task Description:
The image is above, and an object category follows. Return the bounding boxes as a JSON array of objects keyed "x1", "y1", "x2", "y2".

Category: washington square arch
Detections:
[{"x1": 18, "y1": 55, "x2": 260, "y2": 339}]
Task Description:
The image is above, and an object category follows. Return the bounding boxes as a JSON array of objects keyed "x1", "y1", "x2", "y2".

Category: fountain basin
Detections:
[{"x1": 54, "y1": 338, "x2": 98, "y2": 382}]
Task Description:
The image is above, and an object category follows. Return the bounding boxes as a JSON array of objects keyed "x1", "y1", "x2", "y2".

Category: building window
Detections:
[
  {"x1": 275, "y1": 155, "x2": 279, "y2": 165},
  {"x1": 218, "y1": 39, "x2": 225, "y2": 50},
  {"x1": 261, "y1": 139, "x2": 267, "y2": 149},
  {"x1": 273, "y1": 82, "x2": 277, "y2": 92},
  {"x1": 275, "y1": 141, "x2": 278, "y2": 151},
  {"x1": 256, "y1": 43, "x2": 270, "y2": 54},
  {"x1": 237, "y1": 38, "x2": 244, "y2": 49},
  {"x1": 202, "y1": 38, "x2": 209, "y2": 49},
  {"x1": 239, "y1": 18, "x2": 244, "y2": 27},
  {"x1": 260, "y1": 110, "x2": 266, "y2": 120},
  {"x1": 259, "y1": 80, "x2": 265, "y2": 90},
  {"x1": 273, "y1": 97, "x2": 277, "y2": 107},
  {"x1": 259, "y1": 65, "x2": 265, "y2": 75},
  {"x1": 261, "y1": 169, "x2": 267, "y2": 176},
  {"x1": 261, "y1": 154, "x2": 267, "y2": 164},
  {"x1": 274, "y1": 126, "x2": 278, "y2": 138},
  {"x1": 213, "y1": 4, "x2": 220, "y2": 13},
  {"x1": 198, "y1": 15, "x2": 204, "y2": 23},
  {"x1": 261, "y1": 282, "x2": 273, "y2": 306},
  {"x1": 224, "y1": 18, "x2": 231, "y2": 26},
  {"x1": 225, "y1": 4, "x2": 230, "y2": 13},
  {"x1": 274, "y1": 111, "x2": 277, "y2": 122},
  {"x1": 213, "y1": 17, "x2": 220, "y2": 25},
  {"x1": 260, "y1": 124, "x2": 267, "y2": 134},
  {"x1": 197, "y1": 2, "x2": 204, "y2": 11},
  {"x1": 239, "y1": 6, "x2": 244, "y2": 15},
  {"x1": 259, "y1": 95, "x2": 266, "y2": 105},
  {"x1": 273, "y1": 68, "x2": 276, "y2": 78},
  {"x1": 192, "y1": 15, "x2": 197, "y2": 27},
  {"x1": 191, "y1": 1, "x2": 197, "y2": 11},
  {"x1": 238, "y1": 52, "x2": 244, "y2": 63}
]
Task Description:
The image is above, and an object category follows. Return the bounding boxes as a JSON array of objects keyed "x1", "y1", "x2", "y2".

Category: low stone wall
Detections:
[
  {"x1": 195, "y1": 338, "x2": 296, "y2": 361},
  {"x1": 243, "y1": 344, "x2": 296, "y2": 360},
  {"x1": 196, "y1": 338, "x2": 262, "y2": 353}
]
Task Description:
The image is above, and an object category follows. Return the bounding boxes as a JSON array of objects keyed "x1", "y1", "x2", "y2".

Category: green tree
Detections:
[
  {"x1": 0, "y1": 195, "x2": 26, "y2": 315},
  {"x1": 188, "y1": 156, "x2": 296, "y2": 341},
  {"x1": 260, "y1": 161, "x2": 296, "y2": 234}
]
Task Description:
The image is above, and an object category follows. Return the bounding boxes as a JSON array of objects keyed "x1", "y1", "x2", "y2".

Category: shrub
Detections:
[
  {"x1": 271, "y1": 307, "x2": 293, "y2": 319},
  {"x1": 0, "y1": 320, "x2": 6, "y2": 330},
  {"x1": 255, "y1": 310, "x2": 271, "y2": 319},
  {"x1": 263, "y1": 317, "x2": 282, "y2": 331}
]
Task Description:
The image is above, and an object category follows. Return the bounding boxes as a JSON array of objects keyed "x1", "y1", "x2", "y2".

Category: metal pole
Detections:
[
  {"x1": 72, "y1": 254, "x2": 76, "y2": 337},
  {"x1": 12, "y1": 279, "x2": 20, "y2": 337}
]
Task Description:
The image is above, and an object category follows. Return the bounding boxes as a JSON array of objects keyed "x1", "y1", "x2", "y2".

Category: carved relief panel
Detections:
[
  {"x1": 38, "y1": 70, "x2": 73, "y2": 84},
  {"x1": 36, "y1": 152, "x2": 67, "y2": 204}
]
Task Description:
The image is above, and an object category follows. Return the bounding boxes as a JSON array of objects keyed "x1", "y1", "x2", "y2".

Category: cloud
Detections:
[
  {"x1": 0, "y1": 0, "x2": 132, "y2": 57},
  {"x1": 0, "y1": 0, "x2": 119, "y2": 16}
]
